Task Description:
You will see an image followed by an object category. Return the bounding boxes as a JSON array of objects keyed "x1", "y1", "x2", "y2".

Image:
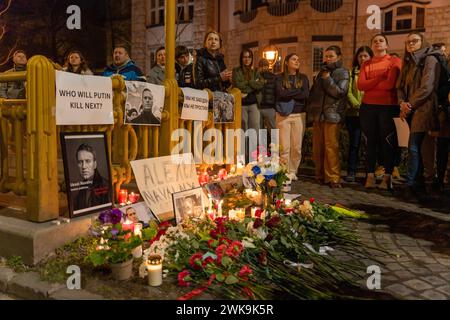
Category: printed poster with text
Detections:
[{"x1": 56, "y1": 70, "x2": 114, "y2": 125}]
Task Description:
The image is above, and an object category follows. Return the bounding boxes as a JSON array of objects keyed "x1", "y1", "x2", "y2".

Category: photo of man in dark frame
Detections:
[{"x1": 72, "y1": 143, "x2": 111, "y2": 212}]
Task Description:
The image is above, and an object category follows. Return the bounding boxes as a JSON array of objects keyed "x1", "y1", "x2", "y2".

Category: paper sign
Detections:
[
  {"x1": 393, "y1": 118, "x2": 410, "y2": 147},
  {"x1": 56, "y1": 70, "x2": 114, "y2": 125},
  {"x1": 180, "y1": 87, "x2": 209, "y2": 121},
  {"x1": 130, "y1": 153, "x2": 199, "y2": 221}
]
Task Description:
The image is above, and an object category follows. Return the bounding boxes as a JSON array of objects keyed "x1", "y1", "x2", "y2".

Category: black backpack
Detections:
[{"x1": 420, "y1": 50, "x2": 450, "y2": 110}]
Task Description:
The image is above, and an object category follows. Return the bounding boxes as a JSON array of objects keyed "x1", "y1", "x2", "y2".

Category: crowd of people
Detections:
[{"x1": 1, "y1": 30, "x2": 449, "y2": 199}]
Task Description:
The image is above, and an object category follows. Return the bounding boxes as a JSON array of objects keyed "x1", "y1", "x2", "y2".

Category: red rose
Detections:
[
  {"x1": 178, "y1": 270, "x2": 191, "y2": 287},
  {"x1": 266, "y1": 216, "x2": 281, "y2": 228},
  {"x1": 253, "y1": 218, "x2": 263, "y2": 229},
  {"x1": 264, "y1": 234, "x2": 274, "y2": 242},
  {"x1": 242, "y1": 287, "x2": 254, "y2": 299},
  {"x1": 239, "y1": 265, "x2": 253, "y2": 277},
  {"x1": 189, "y1": 252, "x2": 204, "y2": 270},
  {"x1": 209, "y1": 229, "x2": 219, "y2": 239},
  {"x1": 276, "y1": 199, "x2": 283, "y2": 209},
  {"x1": 309, "y1": 197, "x2": 315, "y2": 204}
]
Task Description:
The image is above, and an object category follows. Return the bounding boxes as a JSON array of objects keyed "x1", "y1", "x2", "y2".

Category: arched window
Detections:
[{"x1": 310, "y1": 0, "x2": 343, "y2": 13}]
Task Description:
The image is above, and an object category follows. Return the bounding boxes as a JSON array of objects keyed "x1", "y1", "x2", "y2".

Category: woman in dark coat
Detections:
[
  {"x1": 193, "y1": 31, "x2": 232, "y2": 92},
  {"x1": 397, "y1": 32, "x2": 441, "y2": 195}
]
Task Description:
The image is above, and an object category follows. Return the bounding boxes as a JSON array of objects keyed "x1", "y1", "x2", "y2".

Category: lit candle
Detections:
[
  {"x1": 122, "y1": 219, "x2": 134, "y2": 241},
  {"x1": 245, "y1": 189, "x2": 253, "y2": 198},
  {"x1": 208, "y1": 196, "x2": 213, "y2": 212},
  {"x1": 236, "y1": 208, "x2": 246, "y2": 221},
  {"x1": 285, "y1": 199, "x2": 292, "y2": 206},
  {"x1": 147, "y1": 254, "x2": 163, "y2": 286},
  {"x1": 228, "y1": 210, "x2": 236, "y2": 220},
  {"x1": 132, "y1": 223, "x2": 143, "y2": 258},
  {"x1": 198, "y1": 172, "x2": 209, "y2": 185},
  {"x1": 207, "y1": 209, "x2": 215, "y2": 220},
  {"x1": 217, "y1": 200, "x2": 223, "y2": 217},
  {"x1": 236, "y1": 163, "x2": 244, "y2": 175},
  {"x1": 128, "y1": 192, "x2": 140, "y2": 204},
  {"x1": 218, "y1": 168, "x2": 227, "y2": 180},
  {"x1": 118, "y1": 189, "x2": 128, "y2": 205}
]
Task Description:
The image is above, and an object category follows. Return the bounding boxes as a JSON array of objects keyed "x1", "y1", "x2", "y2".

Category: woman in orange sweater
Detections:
[{"x1": 357, "y1": 34, "x2": 402, "y2": 190}]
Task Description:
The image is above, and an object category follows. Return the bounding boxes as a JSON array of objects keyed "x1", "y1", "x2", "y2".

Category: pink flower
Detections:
[
  {"x1": 189, "y1": 252, "x2": 204, "y2": 270},
  {"x1": 178, "y1": 270, "x2": 191, "y2": 287},
  {"x1": 239, "y1": 265, "x2": 253, "y2": 277}
]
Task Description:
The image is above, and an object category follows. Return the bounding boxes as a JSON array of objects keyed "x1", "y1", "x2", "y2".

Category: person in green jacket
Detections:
[
  {"x1": 232, "y1": 49, "x2": 264, "y2": 133},
  {"x1": 345, "y1": 46, "x2": 373, "y2": 182}
]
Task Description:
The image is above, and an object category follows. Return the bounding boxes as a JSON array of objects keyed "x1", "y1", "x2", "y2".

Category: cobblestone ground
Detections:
[{"x1": 292, "y1": 176, "x2": 450, "y2": 300}]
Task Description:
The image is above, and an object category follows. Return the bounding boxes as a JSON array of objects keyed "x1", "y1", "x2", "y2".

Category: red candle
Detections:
[
  {"x1": 198, "y1": 172, "x2": 209, "y2": 185},
  {"x1": 128, "y1": 192, "x2": 140, "y2": 204},
  {"x1": 218, "y1": 169, "x2": 227, "y2": 180},
  {"x1": 122, "y1": 220, "x2": 135, "y2": 240},
  {"x1": 118, "y1": 189, "x2": 128, "y2": 204}
]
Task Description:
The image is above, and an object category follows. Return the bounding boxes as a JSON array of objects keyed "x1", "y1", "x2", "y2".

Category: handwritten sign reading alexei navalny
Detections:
[
  {"x1": 56, "y1": 70, "x2": 114, "y2": 125},
  {"x1": 130, "y1": 153, "x2": 200, "y2": 220},
  {"x1": 180, "y1": 87, "x2": 209, "y2": 121}
]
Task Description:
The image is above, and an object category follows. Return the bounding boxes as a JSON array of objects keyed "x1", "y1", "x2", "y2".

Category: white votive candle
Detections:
[{"x1": 147, "y1": 254, "x2": 163, "y2": 286}]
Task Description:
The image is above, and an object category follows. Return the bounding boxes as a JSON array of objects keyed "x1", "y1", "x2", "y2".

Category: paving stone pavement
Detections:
[{"x1": 292, "y1": 178, "x2": 450, "y2": 300}]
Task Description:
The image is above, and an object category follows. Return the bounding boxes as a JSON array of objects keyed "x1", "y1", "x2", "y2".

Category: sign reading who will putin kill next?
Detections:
[{"x1": 56, "y1": 71, "x2": 114, "y2": 125}]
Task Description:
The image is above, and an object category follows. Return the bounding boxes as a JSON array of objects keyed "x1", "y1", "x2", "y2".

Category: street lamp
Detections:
[{"x1": 262, "y1": 45, "x2": 279, "y2": 71}]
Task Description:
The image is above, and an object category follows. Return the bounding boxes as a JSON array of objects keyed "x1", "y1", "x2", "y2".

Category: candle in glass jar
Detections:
[
  {"x1": 217, "y1": 200, "x2": 223, "y2": 217},
  {"x1": 228, "y1": 209, "x2": 236, "y2": 220},
  {"x1": 128, "y1": 192, "x2": 140, "y2": 204},
  {"x1": 218, "y1": 168, "x2": 227, "y2": 180},
  {"x1": 207, "y1": 209, "x2": 215, "y2": 220},
  {"x1": 147, "y1": 254, "x2": 163, "y2": 286},
  {"x1": 236, "y1": 208, "x2": 246, "y2": 221},
  {"x1": 118, "y1": 189, "x2": 128, "y2": 205},
  {"x1": 132, "y1": 223, "x2": 143, "y2": 258}
]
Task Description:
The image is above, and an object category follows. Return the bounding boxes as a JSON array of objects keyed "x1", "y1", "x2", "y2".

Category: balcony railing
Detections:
[
  {"x1": 267, "y1": 1, "x2": 300, "y2": 17},
  {"x1": 310, "y1": 0, "x2": 343, "y2": 13}
]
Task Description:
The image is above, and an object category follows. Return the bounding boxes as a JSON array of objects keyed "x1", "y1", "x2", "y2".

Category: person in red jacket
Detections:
[{"x1": 357, "y1": 34, "x2": 402, "y2": 190}]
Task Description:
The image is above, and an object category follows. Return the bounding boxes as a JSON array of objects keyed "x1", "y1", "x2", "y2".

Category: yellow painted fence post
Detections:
[{"x1": 26, "y1": 56, "x2": 59, "y2": 222}]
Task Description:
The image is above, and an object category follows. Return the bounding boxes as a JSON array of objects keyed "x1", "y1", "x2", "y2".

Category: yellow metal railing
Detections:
[{"x1": 0, "y1": 56, "x2": 242, "y2": 222}]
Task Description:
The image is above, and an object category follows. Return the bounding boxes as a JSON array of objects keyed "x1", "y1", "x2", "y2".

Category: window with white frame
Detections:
[
  {"x1": 149, "y1": 0, "x2": 165, "y2": 26},
  {"x1": 383, "y1": 3, "x2": 426, "y2": 33},
  {"x1": 177, "y1": 0, "x2": 194, "y2": 23}
]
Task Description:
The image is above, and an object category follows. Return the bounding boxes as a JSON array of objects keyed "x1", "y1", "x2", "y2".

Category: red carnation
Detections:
[
  {"x1": 207, "y1": 239, "x2": 218, "y2": 248},
  {"x1": 202, "y1": 256, "x2": 215, "y2": 267},
  {"x1": 189, "y1": 252, "x2": 204, "y2": 270},
  {"x1": 226, "y1": 241, "x2": 244, "y2": 258},
  {"x1": 275, "y1": 199, "x2": 283, "y2": 209},
  {"x1": 209, "y1": 229, "x2": 219, "y2": 239},
  {"x1": 178, "y1": 270, "x2": 191, "y2": 287},
  {"x1": 239, "y1": 265, "x2": 253, "y2": 277},
  {"x1": 242, "y1": 287, "x2": 254, "y2": 299},
  {"x1": 218, "y1": 237, "x2": 232, "y2": 245}
]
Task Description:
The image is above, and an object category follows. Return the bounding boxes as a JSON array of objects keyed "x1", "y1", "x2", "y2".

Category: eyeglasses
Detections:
[{"x1": 406, "y1": 39, "x2": 421, "y2": 45}]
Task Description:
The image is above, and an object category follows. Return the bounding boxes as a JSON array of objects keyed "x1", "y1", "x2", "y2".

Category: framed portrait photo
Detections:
[
  {"x1": 60, "y1": 132, "x2": 113, "y2": 218},
  {"x1": 213, "y1": 91, "x2": 235, "y2": 123},
  {"x1": 124, "y1": 81, "x2": 165, "y2": 126},
  {"x1": 119, "y1": 202, "x2": 160, "y2": 227},
  {"x1": 172, "y1": 187, "x2": 204, "y2": 224}
]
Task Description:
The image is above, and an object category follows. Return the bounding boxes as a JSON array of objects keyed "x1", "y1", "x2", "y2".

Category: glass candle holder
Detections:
[
  {"x1": 118, "y1": 189, "x2": 128, "y2": 205},
  {"x1": 147, "y1": 254, "x2": 163, "y2": 286}
]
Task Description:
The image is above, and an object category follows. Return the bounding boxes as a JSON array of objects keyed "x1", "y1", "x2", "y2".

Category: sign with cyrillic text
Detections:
[
  {"x1": 180, "y1": 87, "x2": 209, "y2": 121},
  {"x1": 56, "y1": 70, "x2": 114, "y2": 125}
]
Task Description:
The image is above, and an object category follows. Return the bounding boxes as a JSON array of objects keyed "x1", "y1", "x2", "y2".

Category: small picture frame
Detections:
[
  {"x1": 213, "y1": 91, "x2": 235, "y2": 123},
  {"x1": 120, "y1": 202, "x2": 160, "y2": 227},
  {"x1": 172, "y1": 187, "x2": 204, "y2": 224},
  {"x1": 60, "y1": 132, "x2": 113, "y2": 218},
  {"x1": 205, "y1": 182, "x2": 224, "y2": 201}
]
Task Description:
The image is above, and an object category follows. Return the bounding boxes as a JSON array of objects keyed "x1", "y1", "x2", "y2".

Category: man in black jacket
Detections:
[
  {"x1": 132, "y1": 88, "x2": 162, "y2": 125},
  {"x1": 73, "y1": 144, "x2": 111, "y2": 212}
]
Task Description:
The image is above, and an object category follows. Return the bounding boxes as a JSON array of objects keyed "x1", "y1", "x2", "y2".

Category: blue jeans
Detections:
[
  {"x1": 406, "y1": 132, "x2": 426, "y2": 187},
  {"x1": 346, "y1": 117, "x2": 361, "y2": 174}
]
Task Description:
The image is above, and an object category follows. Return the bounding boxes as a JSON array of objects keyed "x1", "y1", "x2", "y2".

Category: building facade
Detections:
[{"x1": 131, "y1": 0, "x2": 450, "y2": 79}]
